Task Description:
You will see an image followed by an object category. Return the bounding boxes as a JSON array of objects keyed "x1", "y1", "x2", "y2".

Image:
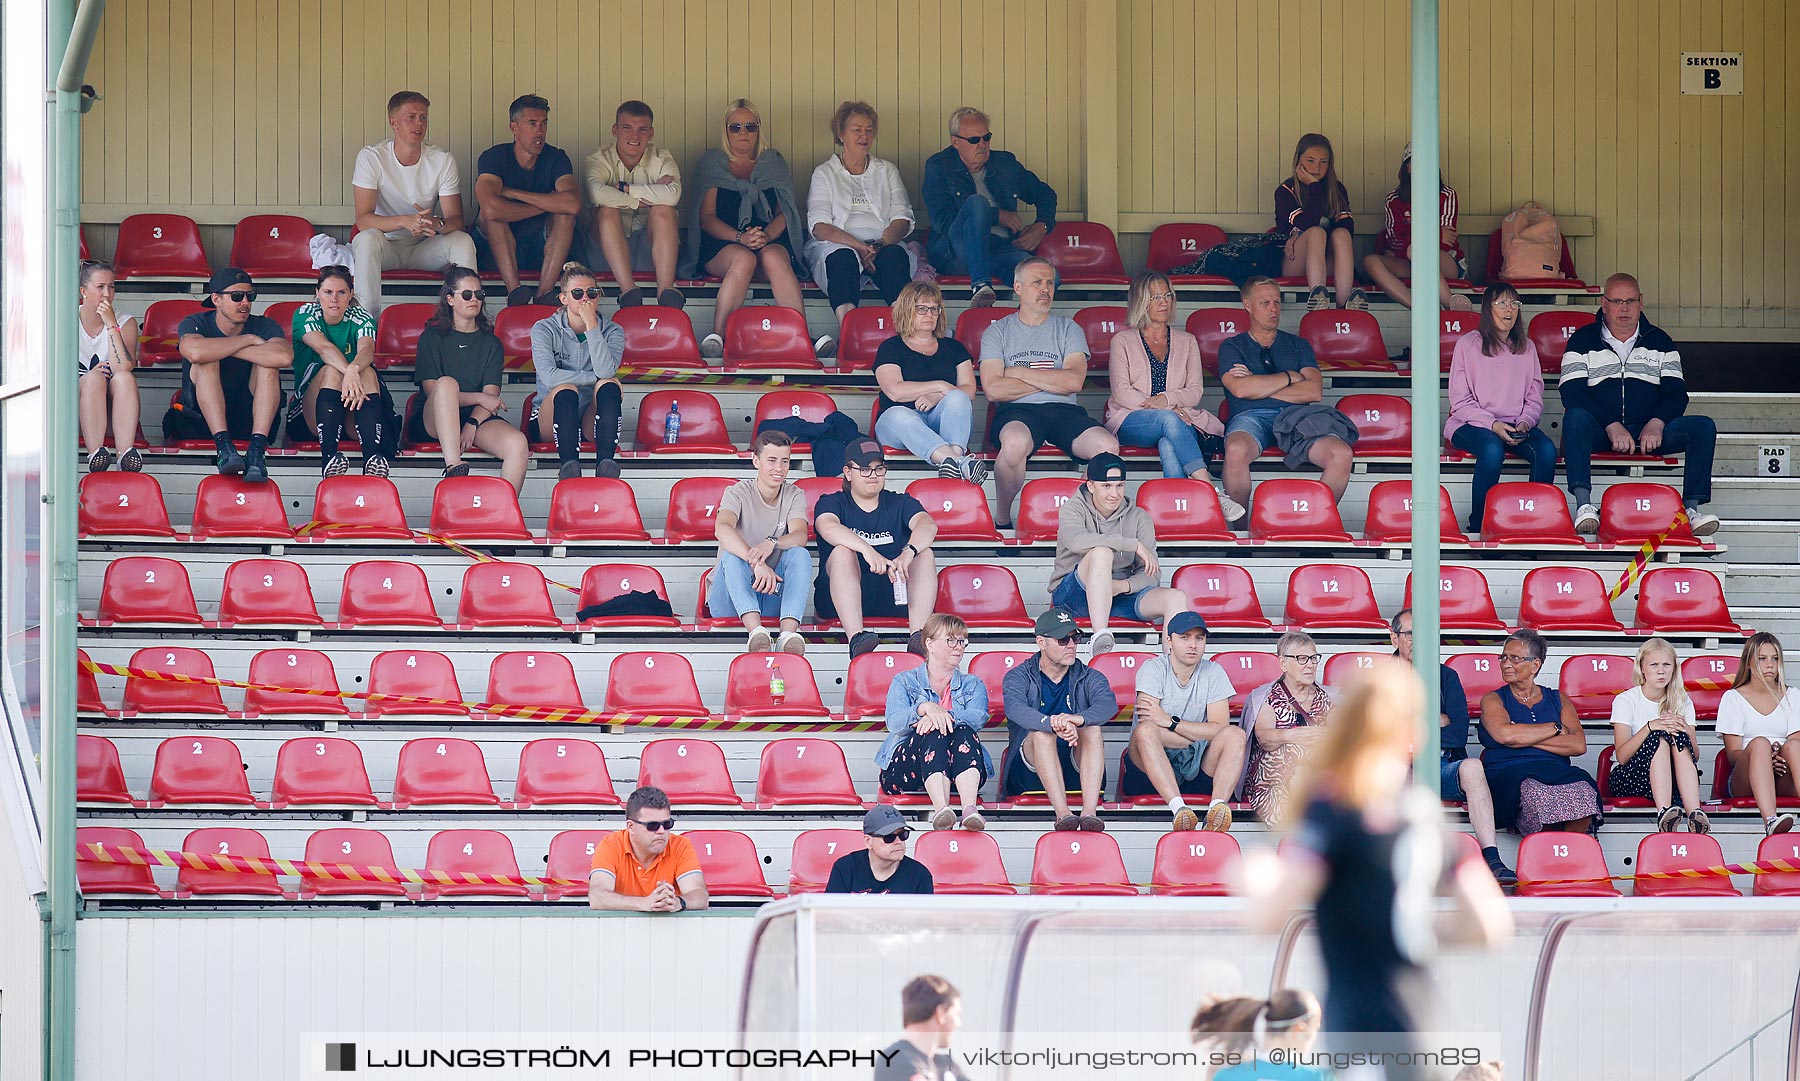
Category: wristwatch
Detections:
[
  {"x1": 1166, "y1": 716, "x2": 1181, "y2": 732},
  {"x1": 904, "y1": 543, "x2": 918, "y2": 557},
  {"x1": 677, "y1": 895, "x2": 688, "y2": 912}
]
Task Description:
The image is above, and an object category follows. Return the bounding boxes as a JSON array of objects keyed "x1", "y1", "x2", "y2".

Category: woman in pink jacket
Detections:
[
  {"x1": 1446, "y1": 283, "x2": 1556, "y2": 531},
  {"x1": 1105, "y1": 272, "x2": 1244, "y2": 521}
]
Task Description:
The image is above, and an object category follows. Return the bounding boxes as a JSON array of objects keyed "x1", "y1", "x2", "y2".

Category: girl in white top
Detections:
[
  {"x1": 1608, "y1": 638, "x2": 1706, "y2": 835},
  {"x1": 807, "y1": 101, "x2": 917, "y2": 345},
  {"x1": 1717, "y1": 631, "x2": 1800, "y2": 835},
  {"x1": 77, "y1": 260, "x2": 143, "y2": 473}
]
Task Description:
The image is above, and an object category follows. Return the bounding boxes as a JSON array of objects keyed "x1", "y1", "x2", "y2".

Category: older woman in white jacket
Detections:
[{"x1": 808, "y1": 100, "x2": 916, "y2": 353}]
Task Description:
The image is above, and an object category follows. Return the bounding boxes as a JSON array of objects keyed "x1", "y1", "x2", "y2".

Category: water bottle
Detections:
[
  {"x1": 768, "y1": 670, "x2": 786, "y2": 706},
  {"x1": 891, "y1": 572, "x2": 908, "y2": 606},
  {"x1": 664, "y1": 401, "x2": 682, "y2": 445}
]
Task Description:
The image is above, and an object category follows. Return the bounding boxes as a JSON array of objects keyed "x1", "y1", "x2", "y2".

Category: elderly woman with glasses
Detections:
[
  {"x1": 876, "y1": 613, "x2": 994, "y2": 831},
  {"x1": 1478, "y1": 629, "x2": 1599, "y2": 835},
  {"x1": 1245, "y1": 631, "x2": 1337, "y2": 823},
  {"x1": 1446, "y1": 282, "x2": 1556, "y2": 531},
  {"x1": 873, "y1": 281, "x2": 985, "y2": 483}
]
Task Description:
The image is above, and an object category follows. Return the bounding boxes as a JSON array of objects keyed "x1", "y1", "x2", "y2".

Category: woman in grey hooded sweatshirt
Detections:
[{"x1": 530, "y1": 261, "x2": 628, "y2": 479}]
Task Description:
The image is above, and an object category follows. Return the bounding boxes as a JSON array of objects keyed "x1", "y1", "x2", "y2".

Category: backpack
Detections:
[{"x1": 1498, "y1": 202, "x2": 1563, "y2": 281}]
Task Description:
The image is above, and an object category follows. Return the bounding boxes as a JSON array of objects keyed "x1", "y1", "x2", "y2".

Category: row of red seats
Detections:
[{"x1": 1509, "y1": 830, "x2": 1800, "y2": 898}]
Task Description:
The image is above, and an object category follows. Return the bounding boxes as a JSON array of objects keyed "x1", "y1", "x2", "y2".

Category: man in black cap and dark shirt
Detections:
[
  {"x1": 825, "y1": 805, "x2": 935, "y2": 895},
  {"x1": 999, "y1": 607, "x2": 1117, "y2": 831},
  {"x1": 814, "y1": 437, "x2": 940, "y2": 659},
  {"x1": 171, "y1": 268, "x2": 293, "y2": 481}
]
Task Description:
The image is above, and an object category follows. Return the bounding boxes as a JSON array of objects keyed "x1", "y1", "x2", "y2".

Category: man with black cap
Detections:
[
  {"x1": 172, "y1": 268, "x2": 293, "y2": 482},
  {"x1": 1122, "y1": 611, "x2": 1246, "y2": 833},
  {"x1": 825, "y1": 805, "x2": 936, "y2": 895},
  {"x1": 815, "y1": 437, "x2": 940, "y2": 658},
  {"x1": 1050, "y1": 452, "x2": 1192, "y2": 657},
  {"x1": 1000, "y1": 607, "x2": 1118, "y2": 830}
]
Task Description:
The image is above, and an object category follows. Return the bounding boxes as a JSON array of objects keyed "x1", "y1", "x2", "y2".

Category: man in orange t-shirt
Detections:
[{"x1": 588, "y1": 786, "x2": 709, "y2": 912}]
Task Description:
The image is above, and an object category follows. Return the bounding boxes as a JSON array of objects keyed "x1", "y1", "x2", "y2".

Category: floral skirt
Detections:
[
  {"x1": 879, "y1": 725, "x2": 988, "y2": 794},
  {"x1": 1608, "y1": 730, "x2": 1696, "y2": 800},
  {"x1": 1517, "y1": 778, "x2": 1603, "y2": 835}
]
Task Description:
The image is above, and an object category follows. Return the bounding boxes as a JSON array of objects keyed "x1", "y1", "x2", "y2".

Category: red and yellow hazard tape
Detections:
[
  {"x1": 78, "y1": 656, "x2": 885, "y2": 733},
  {"x1": 1607, "y1": 509, "x2": 1690, "y2": 602}
]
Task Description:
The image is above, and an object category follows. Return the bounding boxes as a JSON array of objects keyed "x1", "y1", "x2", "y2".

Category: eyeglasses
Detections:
[
  {"x1": 1282, "y1": 654, "x2": 1322, "y2": 665},
  {"x1": 1492, "y1": 299, "x2": 1522, "y2": 310},
  {"x1": 564, "y1": 287, "x2": 603, "y2": 300},
  {"x1": 852, "y1": 464, "x2": 888, "y2": 477},
  {"x1": 934, "y1": 636, "x2": 970, "y2": 648},
  {"x1": 221, "y1": 290, "x2": 257, "y2": 303},
  {"x1": 1498, "y1": 654, "x2": 1537, "y2": 666},
  {"x1": 1149, "y1": 291, "x2": 1177, "y2": 303},
  {"x1": 1602, "y1": 296, "x2": 1642, "y2": 306},
  {"x1": 957, "y1": 133, "x2": 994, "y2": 145},
  {"x1": 630, "y1": 817, "x2": 676, "y2": 832},
  {"x1": 916, "y1": 304, "x2": 943, "y2": 315},
  {"x1": 728, "y1": 122, "x2": 761, "y2": 134},
  {"x1": 872, "y1": 829, "x2": 911, "y2": 842},
  {"x1": 452, "y1": 289, "x2": 482, "y2": 301},
  {"x1": 1393, "y1": 629, "x2": 1414, "y2": 638}
]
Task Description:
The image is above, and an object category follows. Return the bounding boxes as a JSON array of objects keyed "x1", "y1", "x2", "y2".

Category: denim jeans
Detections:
[
  {"x1": 1115, "y1": 408, "x2": 1209, "y2": 479},
  {"x1": 1449, "y1": 423, "x2": 1558, "y2": 529},
  {"x1": 708, "y1": 547, "x2": 812, "y2": 624},
  {"x1": 874, "y1": 391, "x2": 973, "y2": 461},
  {"x1": 927, "y1": 196, "x2": 1041, "y2": 288},
  {"x1": 1561, "y1": 408, "x2": 1716, "y2": 506}
]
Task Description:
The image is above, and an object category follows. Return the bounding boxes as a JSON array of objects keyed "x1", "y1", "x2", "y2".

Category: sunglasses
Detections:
[
  {"x1": 630, "y1": 817, "x2": 676, "y2": 832},
  {"x1": 957, "y1": 133, "x2": 994, "y2": 145},
  {"x1": 221, "y1": 290, "x2": 257, "y2": 303},
  {"x1": 871, "y1": 829, "x2": 911, "y2": 842},
  {"x1": 451, "y1": 289, "x2": 482, "y2": 301},
  {"x1": 564, "y1": 288, "x2": 604, "y2": 300},
  {"x1": 1049, "y1": 634, "x2": 1077, "y2": 645},
  {"x1": 728, "y1": 122, "x2": 761, "y2": 134}
]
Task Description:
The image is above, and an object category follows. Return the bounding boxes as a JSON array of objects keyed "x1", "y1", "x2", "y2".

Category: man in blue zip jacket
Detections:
[
  {"x1": 1557, "y1": 272, "x2": 1720, "y2": 536},
  {"x1": 920, "y1": 107, "x2": 1059, "y2": 307},
  {"x1": 1000, "y1": 607, "x2": 1117, "y2": 832}
]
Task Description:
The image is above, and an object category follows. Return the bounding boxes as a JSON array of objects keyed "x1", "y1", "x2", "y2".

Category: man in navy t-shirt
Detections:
[
  {"x1": 170, "y1": 268, "x2": 292, "y2": 482},
  {"x1": 814, "y1": 438, "x2": 940, "y2": 659},
  {"x1": 472, "y1": 93, "x2": 580, "y2": 306}
]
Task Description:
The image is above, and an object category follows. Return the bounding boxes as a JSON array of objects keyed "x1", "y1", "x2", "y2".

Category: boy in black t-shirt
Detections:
[
  {"x1": 471, "y1": 94, "x2": 580, "y2": 306},
  {"x1": 814, "y1": 438, "x2": 940, "y2": 658},
  {"x1": 170, "y1": 268, "x2": 293, "y2": 482},
  {"x1": 824, "y1": 806, "x2": 934, "y2": 896}
]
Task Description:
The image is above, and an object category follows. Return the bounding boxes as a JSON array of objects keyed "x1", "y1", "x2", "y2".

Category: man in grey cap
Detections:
[
  {"x1": 1122, "y1": 611, "x2": 1246, "y2": 833},
  {"x1": 1000, "y1": 607, "x2": 1117, "y2": 831},
  {"x1": 1050, "y1": 451, "x2": 1192, "y2": 657},
  {"x1": 825, "y1": 805, "x2": 935, "y2": 894}
]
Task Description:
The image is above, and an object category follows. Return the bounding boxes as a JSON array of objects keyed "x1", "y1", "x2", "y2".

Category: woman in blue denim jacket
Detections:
[{"x1": 877, "y1": 613, "x2": 994, "y2": 831}]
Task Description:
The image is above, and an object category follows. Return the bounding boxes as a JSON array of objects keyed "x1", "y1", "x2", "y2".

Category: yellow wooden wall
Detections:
[{"x1": 82, "y1": 0, "x2": 1796, "y2": 332}]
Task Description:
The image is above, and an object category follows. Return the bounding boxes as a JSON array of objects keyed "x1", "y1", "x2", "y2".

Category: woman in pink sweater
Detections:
[{"x1": 1446, "y1": 283, "x2": 1556, "y2": 531}]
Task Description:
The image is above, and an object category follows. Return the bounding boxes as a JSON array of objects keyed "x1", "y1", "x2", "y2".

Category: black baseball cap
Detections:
[
  {"x1": 845, "y1": 437, "x2": 886, "y2": 470},
  {"x1": 1034, "y1": 607, "x2": 1079, "y2": 638},
  {"x1": 202, "y1": 268, "x2": 254, "y2": 307},
  {"x1": 1085, "y1": 453, "x2": 1126, "y2": 481}
]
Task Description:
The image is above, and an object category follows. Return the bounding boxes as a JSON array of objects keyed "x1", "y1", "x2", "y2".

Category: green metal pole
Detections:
[{"x1": 1409, "y1": 0, "x2": 1443, "y2": 784}]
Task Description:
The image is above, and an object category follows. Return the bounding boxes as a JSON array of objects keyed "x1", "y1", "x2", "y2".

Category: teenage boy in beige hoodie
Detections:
[{"x1": 1048, "y1": 452, "x2": 1192, "y2": 656}]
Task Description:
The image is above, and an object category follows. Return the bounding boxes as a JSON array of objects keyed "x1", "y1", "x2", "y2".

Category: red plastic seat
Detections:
[
  {"x1": 934, "y1": 564, "x2": 1032, "y2": 627},
  {"x1": 725, "y1": 306, "x2": 821, "y2": 370},
  {"x1": 577, "y1": 563, "x2": 680, "y2": 628},
  {"x1": 1087, "y1": 652, "x2": 1156, "y2": 720},
  {"x1": 300, "y1": 829, "x2": 409, "y2": 898},
  {"x1": 751, "y1": 390, "x2": 838, "y2": 449},
  {"x1": 488, "y1": 304, "x2": 553, "y2": 368},
  {"x1": 1633, "y1": 567, "x2": 1740, "y2": 634},
  {"x1": 1633, "y1": 833, "x2": 1738, "y2": 897},
  {"x1": 150, "y1": 735, "x2": 256, "y2": 806},
  {"x1": 1171, "y1": 564, "x2": 1272, "y2": 629},
  {"x1": 430, "y1": 475, "x2": 531, "y2": 541},
  {"x1": 1184, "y1": 308, "x2": 1251, "y2": 377},
  {"x1": 1213, "y1": 651, "x2": 1283, "y2": 716},
  {"x1": 337, "y1": 560, "x2": 442, "y2": 628},
  {"x1": 307, "y1": 476, "x2": 413, "y2": 540},
  {"x1": 179, "y1": 828, "x2": 285, "y2": 897},
  {"x1": 1515, "y1": 832, "x2": 1620, "y2": 897},
  {"x1": 271, "y1": 737, "x2": 379, "y2": 808},
  {"x1": 1446, "y1": 653, "x2": 1505, "y2": 716},
  {"x1": 1071, "y1": 306, "x2": 1127, "y2": 369},
  {"x1": 371, "y1": 303, "x2": 433, "y2": 367},
  {"x1": 1598, "y1": 483, "x2": 1701, "y2": 548},
  {"x1": 1362, "y1": 481, "x2": 1466, "y2": 545},
  {"x1": 217, "y1": 558, "x2": 323, "y2": 627},
  {"x1": 1014, "y1": 477, "x2": 1082, "y2": 541},
  {"x1": 486, "y1": 651, "x2": 584, "y2": 713},
  {"x1": 1323, "y1": 651, "x2": 1389, "y2": 689},
  {"x1": 905, "y1": 478, "x2": 1001, "y2": 540},
  {"x1": 421, "y1": 829, "x2": 528, "y2": 898},
  {"x1": 243, "y1": 648, "x2": 349, "y2": 718},
  {"x1": 1147, "y1": 223, "x2": 1230, "y2": 282},
  {"x1": 913, "y1": 830, "x2": 1016, "y2": 895},
  {"x1": 1712, "y1": 748, "x2": 1800, "y2": 808},
  {"x1": 1249, "y1": 478, "x2": 1353, "y2": 543},
  {"x1": 137, "y1": 299, "x2": 207, "y2": 366},
  {"x1": 1337, "y1": 393, "x2": 1411, "y2": 456},
  {"x1": 1403, "y1": 566, "x2": 1508, "y2": 632},
  {"x1": 391, "y1": 738, "x2": 500, "y2": 808},
  {"x1": 1135, "y1": 479, "x2": 1235, "y2": 541},
  {"x1": 1150, "y1": 831, "x2": 1241, "y2": 896},
  {"x1": 606, "y1": 306, "x2": 704, "y2": 369},
  {"x1": 514, "y1": 739, "x2": 621, "y2": 808},
  {"x1": 190, "y1": 474, "x2": 293, "y2": 540},
  {"x1": 1754, "y1": 834, "x2": 1800, "y2": 897},
  {"x1": 1438, "y1": 309, "x2": 1480, "y2": 371},
  {"x1": 542, "y1": 830, "x2": 606, "y2": 900},
  {"x1": 261, "y1": 301, "x2": 305, "y2": 340},
  {"x1": 844, "y1": 652, "x2": 926, "y2": 719},
  {"x1": 636, "y1": 392, "x2": 737, "y2": 455},
  {"x1": 683, "y1": 830, "x2": 776, "y2": 898},
  {"x1": 636, "y1": 737, "x2": 742, "y2": 806},
  {"x1": 456, "y1": 562, "x2": 561, "y2": 628},
  {"x1": 1682, "y1": 655, "x2": 1739, "y2": 721},
  {"x1": 787, "y1": 828, "x2": 865, "y2": 894},
  {"x1": 834, "y1": 306, "x2": 896, "y2": 371},
  {"x1": 121, "y1": 646, "x2": 228, "y2": 715},
  {"x1": 1030, "y1": 831, "x2": 1136, "y2": 895},
  {"x1": 1480, "y1": 482, "x2": 1582, "y2": 545},
  {"x1": 796, "y1": 476, "x2": 842, "y2": 539},
  {"x1": 954, "y1": 306, "x2": 1014, "y2": 359},
  {"x1": 1518, "y1": 567, "x2": 1623, "y2": 632},
  {"x1": 724, "y1": 654, "x2": 830, "y2": 718},
  {"x1": 78, "y1": 472, "x2": 176, "y2": 538},
  {"x1": 77, "y1": 735, "x2": 134, "y2": 804},
  {"x1": 77, "y1": 826, "x2": 161, "y2": 895},
  {"x1": 1527, "y1": 310, "x2": 1593, "y2": 374},
  {"x1": 966, "y1": 651, "x2": 1034, "y2": 722},
  {"x1": 755, "y1": 738, "x2": 863, "y2": 806},
  {"x1": 1555, "y1": 653, "x2": 1632, "y2": 719},
  {"x1": 1038, "y1": 221, "x2": 1129, "y2": 284},
  {"x1": 112, "y1": 213, "x2": 210, "y2": 279},
  {"x1": 605, "y1": 652, "x2": 710, "y2": 718},
  {"x1": 364, "y1": 650, "x2": 468, "y2": 717},
  {"x1": 1595, "y1": 745, "x2": 1651, "y2": 810},
  {"x1": 1298, "y1": 309, "x2": 1397, "y2": 372},
  {"x1": 229, "y1": 214, "x2": 315, "y2": 278},
  {"x1": 547, "y1": 478, "x2": 651, "y2": 541},
  {"x1": 95, "y1": 556, "x2": 200, "y2": 625},
  {"x1": 1283, "y1": 564, "x2": 1387, "y2": 630},
  {"x1": 76, "y1": 649, "x2": 108, "y2": 715},
  {"x1": 1487, "y1": 231, "x2": 1587, "y2": 291}
]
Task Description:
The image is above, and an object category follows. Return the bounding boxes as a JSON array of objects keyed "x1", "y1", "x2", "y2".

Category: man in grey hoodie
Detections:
[{"x1": 1049, "y1": 453, "x2": 1192, "y2": 656}]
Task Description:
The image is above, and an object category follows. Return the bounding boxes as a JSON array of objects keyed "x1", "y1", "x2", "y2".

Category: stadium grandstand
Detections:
[{"x1": 2, "y1": 1, "x2": 1798, "y2": 1079}]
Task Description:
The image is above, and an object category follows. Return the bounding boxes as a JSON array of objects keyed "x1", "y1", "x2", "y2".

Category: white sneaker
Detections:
[
  {"x1": 700, "y1": 333, "x2": 725, "y2": 359},
  {"x1": 1214, "y1": 488, "x2": 1246, "y2": 523},
  {"x1": 746, "y1": 627, "x2": 774, "y2": 653},
  {"x1": 778, "y1": 630, "x2": 807, "y2": 656},
  {"x1": 813, "y1": 335, "x2": 838, "y2": 360},
  {"x1": 1688, "y1": 507, "x2": 1721, "y2": 537},
  {"x1": 1089, "y1": 631, "x2": 1115, "y2": 657},
  {"x1": 1573, "y1": 503, "x2": 1600, "y2": 533}
]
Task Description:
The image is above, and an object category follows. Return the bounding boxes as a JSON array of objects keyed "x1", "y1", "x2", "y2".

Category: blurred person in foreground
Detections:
[{"x1": 875, "y1": 975, "x2": 972, "y2": 1081}]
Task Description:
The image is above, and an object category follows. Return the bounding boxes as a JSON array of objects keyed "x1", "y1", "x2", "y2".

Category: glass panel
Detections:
[{"x1": 1, "y1": 391, "x2": 42, "y2": 762}]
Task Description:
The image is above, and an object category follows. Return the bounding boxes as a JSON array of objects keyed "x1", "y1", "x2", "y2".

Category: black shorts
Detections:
[
  {"x1": 163, "y1": 391, "x2": 284, "y2": 444},
  {"x1": 814, "y1": 561, "x2": 908, "y2": 620},
  {"x1": 989, "y1": 403, "x2": 1103, "y2": 456},
  {"x1": 1116, "y1": 745, "x2": 1216, "y2": 800},
  {"x1": 405, "y1": 400, "x2": 509, "y2": 445},
  {"x1": 473, "y1": 213, "x2": 557, "y2": 274},
  {"x1": 999, "y1": 740, "x2": 1107, "y2": 799}
]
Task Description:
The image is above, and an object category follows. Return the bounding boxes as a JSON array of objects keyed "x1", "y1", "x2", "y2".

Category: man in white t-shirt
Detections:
[
  {"x1": 1123, "y1": 612, "x2": 1246, "y2": 832},
  {"x1": 349, "y1": 90, "x2": 477, "y2": 313}
]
